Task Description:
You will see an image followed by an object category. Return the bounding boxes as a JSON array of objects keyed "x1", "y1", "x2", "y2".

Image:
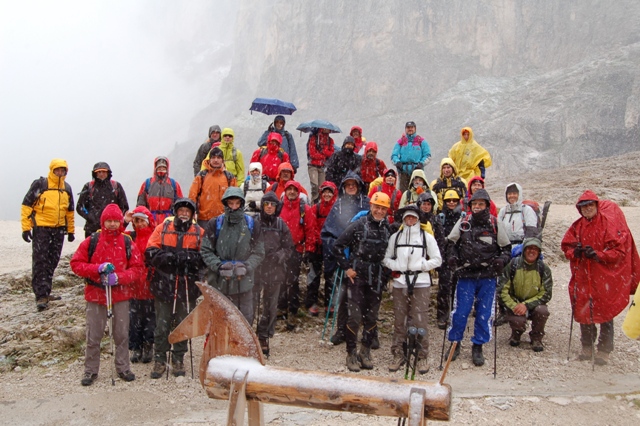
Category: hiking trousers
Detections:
[
  {"x1": 436, "y1": 263, "x2": 457, "y2": 323},
  {"x1": 31, "y1": 226, "x2": 65, "y2": 300},
  {"x1": 345, "y1": 277, "x2": 382, "y2": 353},
  {"x1": 580, "y1": 320, "x2": 614, "y2": 354},
  {"x1": 85, "y1": 300, "x2": 130, "y2": 375},
  {"x1": 448, "y1": 277, "x2": 496, "y2": 345},
  {"x1": 391, "y1": 286, "x2": 430, "y2": 358},
  {"x1": 129, "y1": 299, "x2": 155, "y2": 350},
  {"x1": 308, "y1": 165, "x2": 325, "y2": 203},
  {"x1": 506, "y1": 304, "x2": 550, "y2": 341},
  {"x1": 279, "y1": 251, "x2": 303, "y2": 315},
  {"x1": 154, "y1": 298, "x2": 190, "y2": 363}
]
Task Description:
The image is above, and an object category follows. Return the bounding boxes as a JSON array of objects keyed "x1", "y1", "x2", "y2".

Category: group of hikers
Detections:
[{"x1": 20, "y1": 117, "x2": 640, "y2": 385}]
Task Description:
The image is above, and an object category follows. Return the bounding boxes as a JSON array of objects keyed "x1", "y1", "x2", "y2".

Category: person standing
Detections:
[
  {"x1": 76, "y1": 162, "x2": 129, "y2": 238},
  {"x1": 325, "y1": 136, "x2": 362, "y2": 187},
  {"x1": 136, "y1": 156, "x2": 183, "y2": 224},
  {"x1": 446, "y1": 189, "x2": 511, "y2": 366},
  {"x1": 125, "y1": 206, "x2": 156, "y2": 364},
  {"x1": 145, "y1": 198, "x2": 205, "y2": 378},
  {"x1": 360, "y1": 142, "x2": 387, "y2": 190},
  {"x1": 307, "y1": 128, "x2": 335, "y2": 203},
  {"x1": 254, "y1": 191, "x2": 294, "y2": 355},
  {"x1": 383, "y1": 205, "x2": 442, "y2": 374},
  {"x1": 561, "y1": 190, "x2": 640, "y2": 365},
  {"x1": 448, "y1": 127, "x2": 492, "y2": 182},
  {"x1": 430, "y1": 158, "x2": 467, "y2": 213},
  {"x1": 21, "y1": 158, "x2": 76, "y2": 311},
  {"x1": 498, "y1": 237, "x2": 552, "y2": 352},
  {"x1": 193, "y1": 125, "x2": 222, "y2": 176},
  {"x1": 257, "y1": 115, "x2": 299, "y2": 172},
  {"x1": 497, "y1": 182, "x2": 539, "y2": 244},
  {"x1": 70, "y1": 204, "x2": 145, "y2": 386},
  {"x1": 368, "y1": 169, "x2": 402, "y2": 224},
  {"x1": 201, "y1": 188, "x2": 265, "y2": 324},
  {"x1": 334, "y1": 192, "x2": 393, "y2": 372},
  {"x1": 219, "y1": 128, "x2": 245, "y2": 185},
  {"x1": 391, "y1": 121, "x2": 431, "y2": 192},
  {"x1": 243, "y1": 162, "x2": 268, "y2": 217},
  {"x1": 251, "y1": 132, "x2": 290, "y2": 183},
  {"x1": 189, "y1": 147, "x2": 237, "y2": 228}
]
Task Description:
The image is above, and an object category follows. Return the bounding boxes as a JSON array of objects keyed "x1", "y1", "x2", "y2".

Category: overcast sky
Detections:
[{"x1": 0, "y1": 1, "x2": 226, "y2": 220}]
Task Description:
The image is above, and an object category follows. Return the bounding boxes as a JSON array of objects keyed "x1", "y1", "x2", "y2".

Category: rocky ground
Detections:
[{"x1": 2, "y1": 154, "x2": 640, "y2": 425}]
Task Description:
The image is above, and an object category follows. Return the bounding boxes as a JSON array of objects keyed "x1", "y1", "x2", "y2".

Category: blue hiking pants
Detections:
[{"x1": 447, "y1": 277, "x2": 496, "y2": 345}]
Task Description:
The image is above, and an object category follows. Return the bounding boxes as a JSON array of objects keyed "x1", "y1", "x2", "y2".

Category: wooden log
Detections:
[{"x1": 205, "y1": 356, "x2": 452, "y2": 421}]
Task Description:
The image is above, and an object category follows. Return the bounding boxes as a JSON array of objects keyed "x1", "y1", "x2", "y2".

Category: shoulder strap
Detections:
[
  {"x1": 144, "y1": 178, "x2": 152, "y2": 194},
  {"x1": 224, "y1": 170, "x2": 234, "y2": 187},
  {"x1": 123, "y1": 234, "x2": 132, "y2": 260},
  {"x1": 215, "y1": 215, "x2": 225, "y2": 239},
  {"x1": 245, "y1": 214, "x2": 255, "y2": 235},
  {"x1": 299, "y1": 199, "x2": 306, "y2": 225},
  {"x1": 243, "y1": 179, "x2": 249, "y2": 193},
  {"x1": 88, "y1": 232, "x2": 100, "y2": 263}
]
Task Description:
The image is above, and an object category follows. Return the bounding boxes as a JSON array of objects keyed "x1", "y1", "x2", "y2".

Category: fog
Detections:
[{"x1": 0, "y1": 0, "x2": 236, "y2": 221}]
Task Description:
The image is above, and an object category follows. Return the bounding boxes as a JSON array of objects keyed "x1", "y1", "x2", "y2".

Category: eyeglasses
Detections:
[{"x1": 263, "y1": 201, "x2": 277, "y2": 207}]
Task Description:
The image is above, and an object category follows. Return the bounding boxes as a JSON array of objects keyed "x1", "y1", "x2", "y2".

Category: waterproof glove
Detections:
[
  {"x1": 219, "y1": 262, "x2": 234, "y2": 278},
  {"x1": 22, "y1": 230, "x2": 32, "y2": 243},
  {"x1": 175, "y1": 251, "x2": 190, "y2": 267},
  {"x1": 573, "y1": 245, "x2": 585, "y2": 259},
  {"x1": 98, "y1": 262, "x2": 116, "y2": 274},
  {"x1": 491, "y1": 258, "x2": 505, "y2": 273},
  {"x1": 447, "y1": 257, "x2": 458, "y2": 268},
  {"x1": 234, "y1": 262, "x2": 247, "y2": 278},
  {"x1": 67, "y1": 233, "x2": 75, "y2": 242},
  {"x1": 584, "y1": 246, "x2": 599, "y2": 260},
  {"x1": 102, "y1": 272, "x2": 119, "y2": 286}
]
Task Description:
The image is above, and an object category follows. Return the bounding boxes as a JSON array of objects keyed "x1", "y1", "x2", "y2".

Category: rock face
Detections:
[{"x1": 172, "y1": 0, "x2": 640, "y2": 185}]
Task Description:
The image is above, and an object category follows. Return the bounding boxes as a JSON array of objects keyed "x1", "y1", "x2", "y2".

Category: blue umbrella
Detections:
[
  {"x1": 249, "y1": 98, "x2": 297, "y2": 115},
  {"x1": 296, "y1": 119, "x2": 341, "y2": 133}
]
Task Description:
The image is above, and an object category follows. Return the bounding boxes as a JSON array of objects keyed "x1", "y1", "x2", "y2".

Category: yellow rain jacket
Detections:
[
  {"x1": 448, "y1": 127, "x2": 492, "y2": 182},
  {"x1": 622, "y1": 285, "x2": 640, "y2": 340},
  {"x1": 21, "y1": 159, "x2": 75, "y2": 232}
]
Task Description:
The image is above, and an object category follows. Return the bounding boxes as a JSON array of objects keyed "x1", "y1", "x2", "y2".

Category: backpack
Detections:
[
  {"x1": 258, "y1": 146, "x2": 285, "y2": 162},
  {"x1": 89, "y1": 179, "x2": 119, "y2": 198},
  {"x1": 88, "y1": 231, "x2": 132, "y2": 262},
  {"x1": 214, "y1": 213, "x2": 255, "y2": 239},
  {"x1": 159, "y1": 220, "x2": 202, "y2": 249},
  {"x1": 243, "y1": 177, "x2": 268, "y2": 194},
  {"x1": 509, "y1": 255, "x2": 545, "y2": 283},
  {"x1": 144, "y1": 177, "x2": 178, "y2": 194}
]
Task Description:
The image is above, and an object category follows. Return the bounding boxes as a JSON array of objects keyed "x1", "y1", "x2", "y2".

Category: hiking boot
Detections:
[
  {"x1": 150, "y1": 361, "x2": 166, "y2": 379},
  {"x1": 436, "y1": 319, "x2": 447, "y2": 330},
  {"x1": 448, "y1": 343, "x2": 461, "y2": 361},
  {"x1": 595, "y1": 351, "x2": 610, "y2": 366},
  {"x1": 472, "y1": 344, "x2": 485, "y2": 366},
  {"x1": 118, "y1": 370, "x2": 136, "y2": 382},
  {"x1": 346, "y1": 350, "x2": 360, "y2": 372},
  {"x1": 531, "y1": 339, "x2": 544, "y2": 352},
  {"x1": 509, "y1": 330, "x2": 522, "y2": 347},
  {"x1": 330, "y1": 332, "x2": 345, "y2": 346},
  {"x1": 172, "y1": 359, "x2": 185, "y2": 377},
  {"x1": 130, "y1": 349, "x2": 142, "y2": 363},
  {"x1": 259, "y1": 338, "x2": 270, "y2": 356},
  {"x1": 36, "y1": 298, "x2": 48, "y2": 312},
  {"x1": 416, "y1": 358, "x2": 430, "y2": 375},
  {"x1": 358, "y1": 346, "x2": 374, "y2": 370},
  {"x1": 141, "y1": 342, "x2": 153, "y2": 364},
  {"x1": 80, "y1": 372, "x2": 97, "y2": 386},
  {"x1": 47, "y1": 294, "x2": 62, "y2": 301},
  {"x1": 578, "y1": 346, "x2": 592, "y2": 361},
  {"x1": 370, "y1": 335, "x2": 380, "y2": 350},
  {"x1": 388, "y1": 352, "x2": 405, "y2": 372},
  {"x1": 308, "y1": 304, "x2": 320, "y2": 316},
  {"x1": 276, "y1": 309, "x2": 288, "y2": 320}
]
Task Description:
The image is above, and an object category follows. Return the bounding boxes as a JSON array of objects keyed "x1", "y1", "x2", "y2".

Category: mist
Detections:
[{"x1": 0, "y1": 0, "x2": 236, "y2": 221}]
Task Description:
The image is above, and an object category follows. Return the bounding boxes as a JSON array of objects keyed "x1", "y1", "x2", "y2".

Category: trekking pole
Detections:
[
  {"x1": 493, "y1": 289, "x2": 498, "y2": 379},
  {"x1": 167, "y1": 274, "x2": 179, "y2": 380},
  {"x1": 103, "y1": 275, "x2": 116, "y2": 386},
  {"x1": 320, "y1": 268, "x2": 341, "y2": 342},
  {"x1": 329, "y1": 269, "x2": 344, "y2": 339},
  {"x1": 410, "y1": 328, "x2": 426, "y2": 381},
  {"x1": 587, "y1": 260, "x2": 595, "y2": 372},
  {"x1": 398, "y1": 326, "x2": 417, "y2": 426},
  {"x1": 567, "y1": 252, "x2": 580, "y2": 361},
  {"x1": 183, "y1": 271, "x2": 194, "y2": 379},
  {"x1": 438, "y1": 341, "x2": 457, "y2": 385}
]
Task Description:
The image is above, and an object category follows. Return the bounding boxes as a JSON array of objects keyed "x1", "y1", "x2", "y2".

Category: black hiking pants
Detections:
[
  {"x1": 31, "y1": 226, "x2": 65, "y2": 300},
  {"x1": 345, "y1": 276, "x2": 382, "y2": 353},
  {"x1": 129, "y1": 299, "x2": 155, "y2": 350},
  {"x1": 279, "y1": 251, "x2": 303, "y2": 315},
  {"x1": 436, "y1": 263, "x2": 457, "y2": 323}
]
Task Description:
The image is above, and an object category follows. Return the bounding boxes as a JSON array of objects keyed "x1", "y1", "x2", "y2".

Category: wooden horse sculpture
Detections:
[{"x1": 169, "y1": 282, "x2": 452, "y2": 425}]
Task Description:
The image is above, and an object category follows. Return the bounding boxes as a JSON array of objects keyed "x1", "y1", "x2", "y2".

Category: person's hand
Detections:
[
  {"x1": 492, "y1": 258, "x2": 505, "y2": 273},
  {"x1": 345, "y1": 268, "x2": 357, "y2": 283},
  {"x1": 512, "y1": 303, "x2": 527, "y2": 316},
  {"x1": 102, "y1": 272, "x2": 118, "y2": 286},
  {"x1": 234, "y1": 262, "x2": 247, "y2": 278},
  {"x1": 219, "y1": 262, "x2": 234, "y2": 278},
  {"x1": 22, "y1": 230, "x2": 32, "y2": 243},
  {"x1": 67, "y1": 233, "x2": 75, "y2": 242},
  {"x1": 98, "y1": 262, "x2": 115, "y2": 274},
  {"x1": 584, "y1": 246, "x2": 599, "y2": 260},
  {"x1": 447, "y1": 257, "x2": 458, "y2": 268},
  {"x1": 124, "y1": 210, "x2": 133, "y2": 223},
  {"x1": 573, "y1": 245, "x2": 584, "y2": 259}
]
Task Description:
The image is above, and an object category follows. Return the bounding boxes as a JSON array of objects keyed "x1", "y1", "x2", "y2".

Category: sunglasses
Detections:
[{"x1": 263, "y1": 201, "x2": 278, "y2": 207}]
